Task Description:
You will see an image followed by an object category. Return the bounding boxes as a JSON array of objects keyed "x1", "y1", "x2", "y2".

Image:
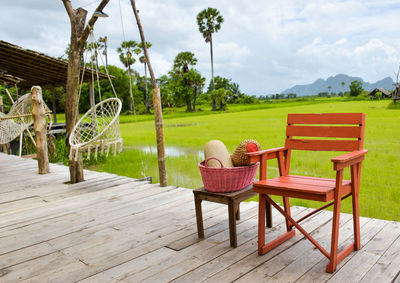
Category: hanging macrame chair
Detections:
[
  {"x1": 69, "y1": 97, "x2": 123, "y2": 161},
  {"x1": 0, "y1": 92, "x2": 51, "y2": 144},
  {"x1": 68, "y1": 28, "x2": 123, "y2": 161}
]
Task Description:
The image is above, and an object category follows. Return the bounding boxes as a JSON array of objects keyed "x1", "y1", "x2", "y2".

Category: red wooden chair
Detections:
[{"x1": 248, "y1": 113, "x2": 367, "y2": 273}]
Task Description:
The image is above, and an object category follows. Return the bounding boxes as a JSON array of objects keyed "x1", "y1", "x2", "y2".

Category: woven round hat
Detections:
[
  {"x1": 231, "y1": 139, "x2": 261, "y2": 166},
  {"x1": 204, "y1": 140, "x2": 234, "y2": 168}
]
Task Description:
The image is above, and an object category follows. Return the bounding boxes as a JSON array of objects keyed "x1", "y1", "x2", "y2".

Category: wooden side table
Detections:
[{"x1": 193, "y1": 185, "x2": 272, "y2": 247}]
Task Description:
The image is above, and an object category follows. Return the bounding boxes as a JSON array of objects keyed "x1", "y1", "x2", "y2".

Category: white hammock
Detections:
[
  {"x1": 69, "y1": 97, "x2": 123, "y2": 161},
  {"x1": 0, "y1": 93, "x2": 50, "y2": 144}
]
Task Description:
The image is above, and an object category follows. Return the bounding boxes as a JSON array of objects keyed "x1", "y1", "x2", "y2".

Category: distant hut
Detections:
[
  {"x1": 368, "y1": 88, "x2": 391, "y2": 99},
  {"x1": 392, "y1": 83, "x2": 400, "y2": 103}
]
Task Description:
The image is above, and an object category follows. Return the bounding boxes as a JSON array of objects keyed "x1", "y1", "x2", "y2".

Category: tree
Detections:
[
  {"x1": 157, "y1": 75, "x2": 174, "y2": 108},
  {"x1": 137, "y1": 42, "x2": 152, "y2": 112},
  {"x1": 117, "y1": 40, "x2": 141, "y2": 112},
  {"x1": 207, "y1": 76, "x2": 242, "y2": 103},
  {"x1": 349, "y1": 80, "x2": 363, "y2": 96},
  {"x1": 210, "y1": 88, "x2": 230, "y2": 110},
  {"x1": 170, "y1": 51, "x2": 199, "y2": 111},
  {"x1": 341, "y1": 81, "x2": 345, "y2": 89},
  {"x1": 229, "y1": 82, "x2": 242, "y2": 102},
  {"x1": 62, "y1": 0, "x2": 110, "y2": 183},
  {"x1": 188, "y1": 69, "x2": 205, "y2": 111},
  {"x1": 328, "y1": 85, "x2": 332, "y2": 95},
  {"x1": 207, "y1": 75, "x2": 230, "y2": 92},
  {"x1": 197, "y1": 7, "x2": 224, "y2": 110},
  {"x1": 173, "y1": 51, "x2": 198, "y2": 74}
]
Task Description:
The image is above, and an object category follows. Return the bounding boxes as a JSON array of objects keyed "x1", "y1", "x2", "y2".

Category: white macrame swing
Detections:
[
  {"x1": 69, "y1": 97, "x2": 122, "y2": 161},
  {"x1": 68, "y1": 29, "x2": 123, "y2": 162},
  {"x1": 0, "y1": 90, "x2": 51, "y2": 147}
]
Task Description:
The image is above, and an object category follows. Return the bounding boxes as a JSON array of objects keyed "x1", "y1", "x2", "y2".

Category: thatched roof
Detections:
[
  {"x1": 0, "y1": 40, "x2": 109, "y2": 88},
  {"x1": 368, "y1": 87, "x2": 391, "y2": 97}
]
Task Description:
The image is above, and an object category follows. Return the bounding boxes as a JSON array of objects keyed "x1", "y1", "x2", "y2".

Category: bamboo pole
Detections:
[{"x1": 130, "y1": 0, "x2": 167, "y2": 187}]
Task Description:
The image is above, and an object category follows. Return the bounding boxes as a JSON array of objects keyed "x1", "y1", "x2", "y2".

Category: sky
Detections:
[{"x1": 1, "y1": 0, "x2": 400, "y2": 95}]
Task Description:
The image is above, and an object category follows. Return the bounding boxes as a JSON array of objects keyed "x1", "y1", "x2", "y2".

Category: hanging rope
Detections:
[
  {"x1": 70, "y1": 26, "x2": 123, "y2": 162},
  {"x1": 118, "y1": 0, "x2": 146, "y2": 178}
]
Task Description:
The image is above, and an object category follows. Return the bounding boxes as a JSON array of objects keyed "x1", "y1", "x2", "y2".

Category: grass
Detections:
[{"x1": 87, "y1": 99, "x2": 400, "y2": 221}]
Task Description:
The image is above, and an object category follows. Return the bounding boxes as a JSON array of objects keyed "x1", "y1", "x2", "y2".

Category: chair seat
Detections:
[{"x1": 253, "y1": 175, "x2": 352, "y2": 202}]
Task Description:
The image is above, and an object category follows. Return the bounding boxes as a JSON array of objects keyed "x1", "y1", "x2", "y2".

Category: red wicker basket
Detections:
[{"x1": 198, "y1": 157, "x2": 259, "y2": 193}]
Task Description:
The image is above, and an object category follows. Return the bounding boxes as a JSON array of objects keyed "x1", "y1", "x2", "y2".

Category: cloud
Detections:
[{"x1": 0, "y1": 0, "x2": 400, "y2": 95}]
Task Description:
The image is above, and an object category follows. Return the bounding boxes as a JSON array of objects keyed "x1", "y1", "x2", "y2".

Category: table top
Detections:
[{"x1": 193, "y1": 184, "x2": 256, "y2": 199}]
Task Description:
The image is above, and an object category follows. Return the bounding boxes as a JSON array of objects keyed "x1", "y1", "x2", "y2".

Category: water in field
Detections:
[{"x1": 129, "y1": 145, "x2": 204, "y2": 159}]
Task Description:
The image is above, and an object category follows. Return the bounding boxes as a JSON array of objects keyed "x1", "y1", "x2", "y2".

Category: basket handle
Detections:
[{"x1": 205, "y1": 157, "x2": 224, "y2": 168}]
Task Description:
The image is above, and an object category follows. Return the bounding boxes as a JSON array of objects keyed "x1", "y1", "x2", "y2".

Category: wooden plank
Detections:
[
  {"x1": 69, "y1": 247, "x2": 178, "y2": 283},
  {"x1": 76, "y1": 204, "x2": 263, "y2": 282},
  {"x1": 234, "y1": 212, "x2": 352, "y2": 282},
  {"x1": 327, "y1": 221, "x2": 400, "y2": 283},
  {"x1": 171, "y1": 207, "x2": 333, "y2": 283},
  {"x1": 120, "y1": 206, "x2": 265, "y2": 282},
  {"x1": 166, "y1": 207, "x2": 305, "y2": 283},
  {"x1": 0, "y1": 186, "x2": 184, "y2": 254},
  {"x1": 296, "y1": 217, "x2": 387, "y2": 283},
  {"x1": 12, "y1": 199, "x2": 229, "y2": 281},
  {"x1": 166, "y1": 202, "x2": 258, "y2": 251},
  {"x1": 0, "y1": 154, "x2": 397, "y2": 282},
  {"x1": 0, "y1": 180, "x2": 153, "y2": 228},
  {"x1": 359, "y1": 230, "x2": 400, "y2": 282},
  {"x1": 287, "y1": 113, "x2": 365, "y2": 125},
  {"x1": 285, "y1": 138, "x2": 361, "y2": 151},
  {"x1": 0, "y1": 251, "x2": 86, "y2": 282},
  {"x1": 267, "y1": 215, "x2": 371, "y2": 282},
  {"x1": 286, "y1": 125, "x2": 362, "y2": 138}
]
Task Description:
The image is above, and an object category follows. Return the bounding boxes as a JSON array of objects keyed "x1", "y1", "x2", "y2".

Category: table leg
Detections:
[
  {"x1": 236, "y1": 203, "x2": 240, "y2": 220},
  {"x1": 228, "y1": 200, "x2": 237, "y2": 247},
  {"x1": 194, "y1": 195, "x2": 204, "y2": 238}
]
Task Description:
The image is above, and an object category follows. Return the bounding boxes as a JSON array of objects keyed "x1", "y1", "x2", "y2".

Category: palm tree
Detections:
[
  {"x1": 189, "y1": 69, "x2": 205, "y2": 111},
  {"x1": 117, "y1": 40, "x2": 141, "y2": 112},
  {"x1": 173, "y1": 51, "x2": 198, "y2": 111},
  {"x1": 328, "y1": 85, "x2": 332, "y2": 95},
  {"x1": 138, "y1": 42, "x2": 152, "y2": 112},
  {"x1": 173, "y1": 51, "x2": 198, "y2": 74},
  {"x1": 197, "y1": 7, "x2": 224, "y2": 110}
]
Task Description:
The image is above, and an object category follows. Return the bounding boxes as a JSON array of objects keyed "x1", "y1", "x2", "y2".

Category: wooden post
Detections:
[
  {"x1": 31, "y1": 86, "x2": 50, "y2": 174},
  {"x1": 130, "y1": 0, "x2": 167, "y2": 187}
]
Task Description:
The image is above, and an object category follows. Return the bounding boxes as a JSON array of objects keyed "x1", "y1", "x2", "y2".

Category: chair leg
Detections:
[
  {"x1": 283, "y1": 196, "x2": 291, "y2": 231},
  {"x1": 351, "y1": 164, "x2": 361, "y2": 250},
  {"x1": 258, "y1": 193, "x2": 266, "y2": 254},
  {"x1": 327, "y1": 171, "x2": 343, "y2": 273}
]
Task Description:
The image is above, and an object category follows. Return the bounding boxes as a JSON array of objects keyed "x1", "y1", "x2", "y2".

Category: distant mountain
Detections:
[{"x1": 282, "y1": 74, "x2": 394, "y2": 96}]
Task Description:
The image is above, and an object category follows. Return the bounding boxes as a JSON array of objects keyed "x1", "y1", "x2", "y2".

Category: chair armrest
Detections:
[
  {"x1": 331, "y1": 149, "x2": 368, "y2": 170},
  {"x1": 246, "y1": 147, "x2": 287, "y2": 163}
]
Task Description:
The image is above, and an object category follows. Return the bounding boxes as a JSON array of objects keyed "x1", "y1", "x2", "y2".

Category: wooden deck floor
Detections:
[{"x1": 0, "y1": 154, "x2": 399, "y2": 282}]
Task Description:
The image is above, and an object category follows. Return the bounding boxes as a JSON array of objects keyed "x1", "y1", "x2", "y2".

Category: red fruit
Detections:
[{"x1": 246, "y1": 143, "x2": 258, "y2": 152}]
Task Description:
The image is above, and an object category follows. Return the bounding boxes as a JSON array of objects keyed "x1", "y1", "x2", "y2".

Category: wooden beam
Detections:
[{"x1": 130, "y1": 0, "x2": 167, "y2": 187}]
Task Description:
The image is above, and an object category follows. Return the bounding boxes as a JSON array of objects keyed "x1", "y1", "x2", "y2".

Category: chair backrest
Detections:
[{"x1": 285, "y1": 113, "x2": 365, "y2": 151}]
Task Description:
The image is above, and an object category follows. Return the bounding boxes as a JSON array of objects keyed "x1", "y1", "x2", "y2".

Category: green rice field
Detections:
[{"x1": 89, "y1": 99, "x2": 400, "y2": 221}]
